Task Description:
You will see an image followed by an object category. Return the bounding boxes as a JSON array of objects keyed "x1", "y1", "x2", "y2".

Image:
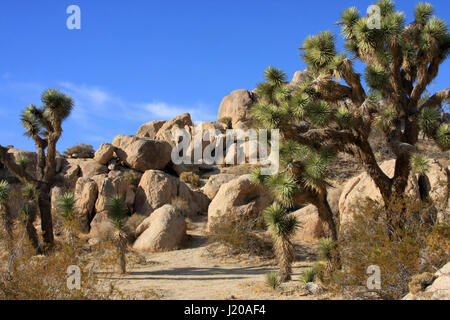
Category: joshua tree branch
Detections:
[
  {"x1": 420, "y1": 88, "x2": 450, "y2": 111},
  {"x1": 0, "y1": 145, "x2": 36, "y2": 184}
]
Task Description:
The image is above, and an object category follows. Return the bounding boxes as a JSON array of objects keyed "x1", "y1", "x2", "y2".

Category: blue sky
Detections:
[{"x1": 0, "y1": 0, "x2": 449, "y2": 152}]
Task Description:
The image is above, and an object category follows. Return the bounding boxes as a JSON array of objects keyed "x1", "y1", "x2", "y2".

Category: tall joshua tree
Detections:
[
  {"x1": 0, "y1": 89, "x2": 74, "y2": 249},
  {"x1": 264, "y1": 203, "x2": 299, "y2": 282},
  {"x1": 252, "y1": 0, "x2": 449, "y2": 236}
]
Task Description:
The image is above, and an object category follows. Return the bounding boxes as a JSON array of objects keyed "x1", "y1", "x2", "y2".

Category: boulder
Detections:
[
  {"x1": 50, "y1": 186, "x2": 64, "y2": 216},
  {"x1": 133, "y1": 204, "x2": 187, "y2": 252},
  {"x1": 6, "y1": 148, "x2": 38, "y2": 179},
  {"x1": 207, "y1": 174, "x2": 272, "y2": 229},
  {"x1": 134, "y1": 170, "x2": 210, "y2": 218},
  {"x1": 339, "y1": 160, "x2": 420, "y2": 227},
  {"x1": 218, "y1": 89, "x2": 256, "y2": 128},
  {"x1": 112, "y1": 135, "x2": 172, "y2": 172},
  {"x1": 403, "y1": 262, "x2": 450, "y2": 300},
  {"x1": 136, "y1": 120, "x2": 166, "y2": 139},
  {"x1": 290, "y1": 70, "x2": 309, "y2": 87},
  {"x1": 155, "y1": 113, "x2": 194, "y2": 147},
  {"x1": 94, "y1": 143, "x2": 115, "y2": 165},
  {"x1": 78, "y1": 159, "x2": 108, "y2": 178},
  {"x1": 74, "y1": 177, "x2": 98, "y2": 230},
  {"x1": 290, "y1": 186, "x2": 342, "y2": 242},
  {"x1": 202, "y1": 173, "x2": 237, "y2": 200},
  {"x1": 55, "y1": 159, "x2": 80, "y2": 187}
]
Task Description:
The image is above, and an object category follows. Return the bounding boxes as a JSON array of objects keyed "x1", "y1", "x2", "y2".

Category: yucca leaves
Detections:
[
  {"x1": 264, "y1": 66, "x2": 287, "y2": 86},
  {"x1": 16, "y1": 156, "x2": 31, "y2": 172},
  {"x1": 302, "y1": 31, "x2": 337, "y2": 72},
  {"x1": 318, "y1": 237, "x2": 335, "y2": 261},
  {"x1": 334, "y1": 106, "x2": 353, "y2": 127},
  {"x1": 263, "y1": 203, "x2": 299, "y2": 238},
  {"x1": 57, "y1": 192, "x2": 76, "y2": 221},
  {"x1": 365, "y1": 64, "x2": 388, "y2": 91},
  {"x1": 414, "y1": 2, "x2": 434, "y2": 25},
  {"x1": 339, "y1": 7, "x2": 360, "y2": 39},
  {"x1": 436, "y1": 123, "x2": 450, "y2": 150},
  {"x1": 280, "y1": 140, "x2": 310, "y2": 166},
  {"x1": 106, "y1": 194, "x2": 128, "y2": 230},
  {"x1": 0, "y1": 180, "x2": 10, "y2": 204},
  {"x1": 41, "y1": 89, "x2": 74, "y2": 121},
  {"x1": 305, "y1": 100, "x2": 332, "y2": 127},
  {"x1": 22, "y1": 184, "x2": 36, "y2": 201},
  {"x1": 418, "y1": 107, "x2": 439, "y2": 136},
  {"x1": 410, "y1": 153, "x2": 430, "y2": 175}
]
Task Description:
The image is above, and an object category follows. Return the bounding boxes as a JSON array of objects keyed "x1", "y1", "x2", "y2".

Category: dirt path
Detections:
[{"x1": 102, "y1": 219, "x2": 317, "y2": 300}]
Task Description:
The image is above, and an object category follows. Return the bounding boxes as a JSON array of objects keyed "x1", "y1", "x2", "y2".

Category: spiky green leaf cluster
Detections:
[
  {"x1": 106, "y1": 194, "x2": 128, "y2": 229},
  {"x1": 280, "y1": 140, "x2": 310, "y2": 166},
  {"x1": 318, "y1": 237, "x2": 335, "y2": 261},
  {"x1": 410, "y1": 153, "x2": 430, "y2": 175},
  {"x1": 376, "y1": 107, "x2": 398, "y2": 132},
  {"x1": 16, "y1": 156, "x2": 31, "y2": 171},
  {"x1": 436, "y1": 123, "x2": 450, "y2": 150},
  {"x1": 303, "y1": 148, "x2": 335, "y2": 192},
  {"x1": 418, "y1": 107, "x2": 439, "y2": 136},
  {"x1": 0, "y1": 180, "x2": 10, "y2": 204},
  {"x1": 305, "y1": 100, "x2": 332, "y2": 126},
  {"x1": 58, "y1": 192, "x2": 76, "y2": 221},
  {"x1": 302, "y1": 31, "x2": 337, "y2": 73},
  {"x1": 415, "y1": 2, "x2": 434, "y2": 25},
  {"x1": 334, "y1": 106, "x2": 353, "y2": 127},
  {"x1": 263, "y1": 203, "x2": 299, "y2": 238},
  {"x1": 264, "y1": 173, "x2": 298, "y2": 208},
  {"x1": 365, "y1": 64, "x2": 388, "y2": 91},
  {"x1": 22, "y1": 184, "x2": 36, "y2": 201}
]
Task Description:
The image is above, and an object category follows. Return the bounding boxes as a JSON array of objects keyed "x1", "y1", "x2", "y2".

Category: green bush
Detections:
[
  {"x1": 63, "y1": 143, "x2": 95, "y2": 158},
  {"x1": 265, "y1": 272, "x2": 280, "y2": 289}
]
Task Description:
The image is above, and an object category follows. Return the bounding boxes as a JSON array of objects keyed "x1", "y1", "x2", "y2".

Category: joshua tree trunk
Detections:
[
  {"x1": 315, "y1": 199, "x2": 338, "y2": 241},
  {"x1": 117, "y1": 231, "x2": 128, "y2": 274},
  {"x1": 275, "y1": 236, "x2": 294, "y2": 282},
  {"x1": 1, "y1": 202, "x2": 14, "y2": 240},
  {"x1": 37, "y1": 183, "x2": 54, "y2": 248}
]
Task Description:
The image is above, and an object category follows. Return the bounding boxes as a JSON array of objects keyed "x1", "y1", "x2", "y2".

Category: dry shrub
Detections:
[
  {"x1": 123, "y1": 170, "x2": 142, "y2": 191},
  {"x1": 179, "y1": 171, "x2": 200, "y2": 187},
  {"x1": 334, "y1": 196, "x2": 449, "y2": 300},
  {"x1": 63, "y1": 143, "x2": 95, "y2": 159},
  {"x1": 207, "y1": 209, "x2": 273, "y2": 257},
  {"x1": 0, "y1": 224, "x2": 120, "y2": 299},
  {"x1": 218, "y1": 117, "x2": 232, "y2": 129}
]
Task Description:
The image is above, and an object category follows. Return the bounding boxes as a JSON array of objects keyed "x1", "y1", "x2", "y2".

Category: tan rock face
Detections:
[
  {"x1": 78, "y1": 159, "x2": 108, "y2": 178},
  {"x1": 94, "y1": 143, "x2": 115, "y2": 165},
  {"x1": 112, "y1": 135, "x2": 172, "y2": 172},
  {"x1": 403, "y1": 262, "x2": 450, "y2": 300},
  {"x1": 74, "y1": 177, "x2": 98, "y2": 230},
  {"x1": 339, "y1": 160, "x2": 449, "y2": 227},
  {"x1": 136, "y1": 120, "x2": 166, "y2": 139},
  {"x1": 202, "y1": 173, "x2": 237, "y2": 200},
  {"x1": 218, "y1": 89, "x2": 255, "y2": 128},
  {"x1": 290, "y1": 186, "x2": 342, "y2": 242},
  {"x1": 50, "y1": 186, "x2": 64, "y2": 216},
  {"x1": 338, "y1": 159, "x2": 420, "y2": 227},
  {"x1": 134, "y1": 170, "x2": 209, "y2": 218},
  {"x1": 207, "y1": 174, "x2": 272, "y2": 229},
  {"x1": 55, "y1": 159, "x2": 80, "y2": 187},
  {"x1": 155, "y1": 113, "x2": 194, "y2": 147},
  {"x1": 6, "y1": 149, "x2": 38, "y2": 180},
  {"x1": 133, "y1": 204, "x2": 187, "y2": 253},
  {"x1": 290, "y1": 70, "x2": 309, "y2": 87}
]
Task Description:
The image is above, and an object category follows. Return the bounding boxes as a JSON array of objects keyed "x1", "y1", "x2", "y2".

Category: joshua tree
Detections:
[
  {"x1": 0, "y1": 180, "x2": 13, "y2": 239},
  {"x1": 106, "y1": 194, "x2": 129, "y2": 274},
  {"x1": 0, "y1": 89, "x2": 74, "y2": 249},
  {"x1": 263, "y1": 202, "x2": 299, "y2": 282},
  {"x1": 251, "y1": 0, "x2": 449, "y2": 236},
  {"x1": 57, "y1": 192, "x2": 78, "y2": 245},
  {"x1": 21, "y1": 184, "x2": 41, "y2": 253}
]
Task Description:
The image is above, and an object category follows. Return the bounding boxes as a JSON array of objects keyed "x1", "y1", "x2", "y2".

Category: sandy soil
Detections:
[{"x1": 100, "y1": 218, "x2": 320, "y2": 300}]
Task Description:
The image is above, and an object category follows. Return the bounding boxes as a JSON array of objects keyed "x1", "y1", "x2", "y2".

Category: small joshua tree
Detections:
[
  {"x1": 0, "y1": 89, "x2": 74, "y2": 249},
  {"x1": 21, "y1": 184, "x2": 41, "y2": 253},
  {"x1": 106, "y1": 194, "x2": 129, "y2": 274},
  {"x1": 0, "y1": 180, "x2": 13, "y2": 240},
  {"x1": 263, "y1": 202, "x2": 299, "y2": 282},
  {"x1": 57, "y1": 192, "x2": 79, "y2": 245},
  {"x1": 252, "y1": 0, "x2": 450, "y2": 237}
]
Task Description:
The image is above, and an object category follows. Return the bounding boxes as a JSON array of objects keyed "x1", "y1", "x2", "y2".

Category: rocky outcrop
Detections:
[
  {"x1": 403, "y1": 262, "x2": 450, "y2": 300},
  {"x1": 133, "y1": 204, "x2": 187, "y2": 252},
  {"x1": 218, "y1": 89, "x2": 255, "y2": 128},
  {"x1": 339, "y1": 160, "x2": 449, "y2": 227},
  {"x1": 338, "y1": 160, "x2": 420, "y2": 226},
  {"x1": 74, "y1": 177, "x2": 98, "y2": 230},
  {"x1": 155, "y1": 113, "x2": 193, "y2": 147},
  {"x1": 112, "y1": 135, "x2": 172, "y2": 172},
  {"x1": 207, "y1": 174, "x2": 272, "y2": 229},
  {"x1": 94, "y1": 143, "x2": 115, "y2": 165},
  {"x1": 134, "y1": 170, "x2": 209, "y2": 218},
  {"x1": 136, "y1": 120, "x2": 166, "y2": 139},
  {"x1": 290, "y1": 70, "x2": 309, "y2": 87}
]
